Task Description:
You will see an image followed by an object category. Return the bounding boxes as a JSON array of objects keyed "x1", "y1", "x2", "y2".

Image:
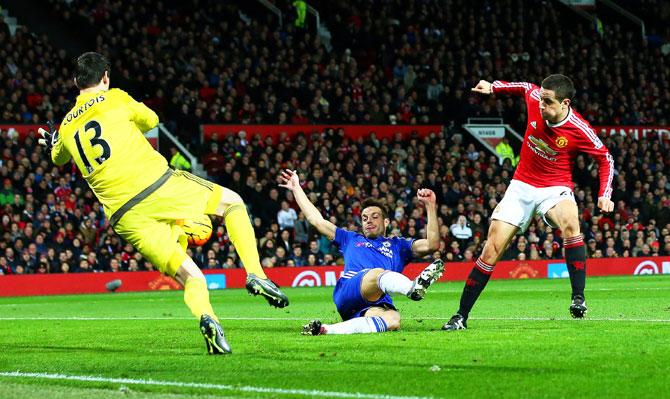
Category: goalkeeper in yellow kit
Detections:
[{"x1": 38, "y1": 52, "x2": 289, "y2": 355}]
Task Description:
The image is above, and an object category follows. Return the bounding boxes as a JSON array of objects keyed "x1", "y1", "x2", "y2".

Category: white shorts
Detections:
[{"x1": 491, "y1": 179, "x2": 575, "y2": 232}]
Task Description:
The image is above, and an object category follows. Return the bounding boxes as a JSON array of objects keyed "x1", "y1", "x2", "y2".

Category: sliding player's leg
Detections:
[
  {"x1": 301, "y1": 269, "x2": 398, "y2": 335},
  {"x1": 362, "y1": 260, "x2": 445, "y2": 302},
  {"x1": 302, "y1": 307, "x2": 400, "y2": 336},
  {"x1": 302, "y1": 262, "x2": 443, "y2": 336}
]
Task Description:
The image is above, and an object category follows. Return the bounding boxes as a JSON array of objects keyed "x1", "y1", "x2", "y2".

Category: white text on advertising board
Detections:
[{"x1": 292, "y1": 270, "x2": 344, "y2": 287}]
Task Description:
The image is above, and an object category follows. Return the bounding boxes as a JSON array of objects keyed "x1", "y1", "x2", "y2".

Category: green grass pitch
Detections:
[{"x1": 0, "y1": 275, "x2": 668, "y2": 399}]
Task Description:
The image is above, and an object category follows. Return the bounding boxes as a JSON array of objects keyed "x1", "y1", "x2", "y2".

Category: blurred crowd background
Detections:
[{"x1": 0, "y1": 0, "x2": 668, "y2": 274}]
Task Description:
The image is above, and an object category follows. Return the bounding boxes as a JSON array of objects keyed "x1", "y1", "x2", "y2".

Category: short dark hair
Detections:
[
  {"x1": 541, "y1": 74, "x2": 575, "y2": 101},
  {"x1": 361, "y1": 198, "x2": 389, "y2": 219},
  {"x1": 74, "y1": 52, "x2": 110, "y2": 89}
]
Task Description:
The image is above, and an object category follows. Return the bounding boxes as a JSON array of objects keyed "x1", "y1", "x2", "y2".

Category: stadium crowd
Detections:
[
  {"x1": 0, "y1": 0, "x2": 669, "y2": 274},
  {"x1": 2, "y1": 0, "x2": 669, "y2": 146},
  {"x1": 0, "y1": 122, "x2": 669, "y2": 275}
]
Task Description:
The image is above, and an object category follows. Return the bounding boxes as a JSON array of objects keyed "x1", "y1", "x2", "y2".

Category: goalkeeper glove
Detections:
[{"x1": 38, "y1": 121, "x2": 58, "y2": 151}]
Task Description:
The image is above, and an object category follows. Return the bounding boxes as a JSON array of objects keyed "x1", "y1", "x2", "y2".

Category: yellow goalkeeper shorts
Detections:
[{"x1": 112, "y1": 169, "x2": 223, "y2": 276}]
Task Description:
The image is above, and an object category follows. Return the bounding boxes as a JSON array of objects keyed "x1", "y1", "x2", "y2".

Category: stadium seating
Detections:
[
  {"x1": 6, "y1": 0, "x2": 669, "y2": 134},
  {"x1": 0, "y1": 119, "x2": 668, "y2": 274},
  {"x1": 0, "y1": 0, "x2": 668, "y2": 274}
]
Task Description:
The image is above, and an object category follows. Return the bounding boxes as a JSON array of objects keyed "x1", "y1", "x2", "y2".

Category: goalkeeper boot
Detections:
[
  {"x1": 200, "y1": 314, "x2": 232, "y2": 355},
  {"x1": 246, "y1": 273, "x2": 289, "y2": 308},
  {"x1": 569, "y1": 295, "x2": 587, "y2": 319},
  {"x1": 301, "y1": 320, "x2": 325, "y2": 336},
  {"x1": 442, "y1": 314, "x2": 468, "y2": 331},
  {"x1": 408, "y1": 259, "x2": 445, "y2": 301}
]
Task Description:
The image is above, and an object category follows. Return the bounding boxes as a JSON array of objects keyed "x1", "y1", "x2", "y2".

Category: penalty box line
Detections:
[{"x1": 0, "y1": 371, "x2": 433, "y2": 399}]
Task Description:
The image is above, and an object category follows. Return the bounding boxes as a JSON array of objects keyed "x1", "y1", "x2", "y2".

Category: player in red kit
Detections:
[{"x1": 443, "y1": 74, "x2": 615, "y2": 331}]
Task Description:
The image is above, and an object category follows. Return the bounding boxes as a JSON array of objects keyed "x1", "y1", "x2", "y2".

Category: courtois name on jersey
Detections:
[{"x1": 62, "y1": 94, "x2": 106, "y2": 126}]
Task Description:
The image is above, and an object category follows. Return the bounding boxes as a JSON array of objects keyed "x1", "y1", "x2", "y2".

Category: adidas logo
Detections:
[{"x1": 531, "y1": 121, "x2": 537, "y2": 129}]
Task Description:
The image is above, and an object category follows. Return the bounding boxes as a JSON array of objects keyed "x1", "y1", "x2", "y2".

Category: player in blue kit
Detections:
[{"x1": 279, "y1": 169, "x2": 444, "y2": 335}]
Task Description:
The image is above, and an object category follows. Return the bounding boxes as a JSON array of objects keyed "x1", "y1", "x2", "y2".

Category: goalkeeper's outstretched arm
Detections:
[{"x1": 38, "y1": 122, "x2": 71, "y2": 166}]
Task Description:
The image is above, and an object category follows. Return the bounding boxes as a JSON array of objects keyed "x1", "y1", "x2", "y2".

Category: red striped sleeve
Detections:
[
  {"x1": 491, "y1": 81, "x2": 535, "y2": 97},
  {"x1": 569, "y1": 114, "x2": 615, "y2": 199}
]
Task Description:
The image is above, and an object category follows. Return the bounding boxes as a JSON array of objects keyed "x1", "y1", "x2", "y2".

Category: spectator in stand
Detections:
[
  {"x1": 202, "y1": 142, "x2": 226, "y2": 182},
  {"x1": 277, "y1": 201, "x2": 298, "y2": 230},
  {"x1": 277, "y1": 229, "x2": 293, "y2": 253},
  {"x1": 293, "y1": 212, "x2": 310, "y2": 246},
  {"x1": 291, "y1": 245, "x2": 306, "y2": 267},
  {"x1": 495, "y1": 137, "x2": 517, "y2": 167},
  {"x1": 169, "y1": 147, "x2": 191, "y2": 171},
  {"x1": 260, "y1": 189, "x2": 282, "y2": 229},
  {"x1": 450, "y1": 215, "x2": 473, "y2": 247},
  {"x1": 275, "y1": 246, "x2": 288, "y2": 266},
  {"x1": 307, "y1": 239, "x2": 324, "y2": 265}
]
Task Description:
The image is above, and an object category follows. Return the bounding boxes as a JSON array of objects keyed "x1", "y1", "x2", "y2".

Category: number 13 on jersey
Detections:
[{"x1": 74, "y1": 120, "x2": 111, "y2": 174}]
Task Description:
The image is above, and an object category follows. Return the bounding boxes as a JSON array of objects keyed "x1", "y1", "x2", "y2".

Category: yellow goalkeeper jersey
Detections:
[{"x1": 53, "y1": 88, "x2": 168, "y2": 218}]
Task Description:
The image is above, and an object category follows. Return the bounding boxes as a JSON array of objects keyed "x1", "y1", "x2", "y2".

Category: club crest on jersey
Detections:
[
  {"x1": 527, "y1": 135, "x2": 558, "y2": 161},
  {"x1": 531, "y1": 121, "x2": 537, "y2": 129},
  {"x1": 555, "y1": 136, "x2": 568, "y2": 148},
  {"x1": 378, "y1": 240, "x2": 394, "y2": 258}
]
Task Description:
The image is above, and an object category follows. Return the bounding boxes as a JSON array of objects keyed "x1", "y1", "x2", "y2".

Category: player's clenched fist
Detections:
[
  {"x1": 417, "y1": 188, "x2": 436, "y2": 206},
  {"x1": 471, "y1": 80, "x2": 493, "y2": 95},
  {"x1": 597, "y1": 197, "x2": 614, "y2": 213}
]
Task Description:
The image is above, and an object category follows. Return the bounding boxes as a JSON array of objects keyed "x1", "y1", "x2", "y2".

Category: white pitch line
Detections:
[
  {"x1": 0, "y1": 316, "x2": 668, "y2": 322},
  {"x1": 0, "y1": 317, "x2": 195, "y2": 321},
  {"x1": 0, "y1": 371, "x2": 433, "y2": 399},
  {"x1": 0, "y1": 286, "x2": 667, "y2": 308},
  {"x1": 0, "y1": 285, "x2": 667, "y2": 309}
]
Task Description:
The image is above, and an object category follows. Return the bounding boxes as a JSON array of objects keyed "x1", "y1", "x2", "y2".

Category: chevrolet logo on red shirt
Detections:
[{"x1": 528, "y1": 135, "x2": 558, "y2": 156}]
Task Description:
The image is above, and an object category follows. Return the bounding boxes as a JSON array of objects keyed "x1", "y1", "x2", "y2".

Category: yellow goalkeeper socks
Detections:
[
  {"x1": 224, "y1": 203, "x2": 267, "y2": 279},
  {"x1": 184, "y1": 277, "x2": 217, "y2": 321}
]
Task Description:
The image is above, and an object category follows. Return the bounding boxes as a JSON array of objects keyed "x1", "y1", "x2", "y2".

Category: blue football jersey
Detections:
[{"x1": 333, "y1": 228, "x2": 415, "y2": 273}]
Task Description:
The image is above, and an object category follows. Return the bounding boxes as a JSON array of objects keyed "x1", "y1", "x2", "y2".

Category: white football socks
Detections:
[
  {"x1": 323, "y1": 316, "x2": 388, "y2": 334},
  {"x1": 377, "y1": 271, "x2": 413, "y2": 296}
]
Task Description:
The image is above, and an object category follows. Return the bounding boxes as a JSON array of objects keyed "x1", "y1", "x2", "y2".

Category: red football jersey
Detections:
[{"x1": 491, "y1": 81, "x2": 614, "y2": 198}]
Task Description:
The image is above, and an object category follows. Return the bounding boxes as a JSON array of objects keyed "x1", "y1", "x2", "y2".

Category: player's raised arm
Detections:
[
  {"x1": 120, "y1": 90, "x2": 159, "y2": 133},
  {"x1": 278, "y1": 169, "x2": 336, "y2": 240},
  {"x1": 411, "y1": 188, "x2": 441, "y2": 256},
  {"x1": 485, "y1": 80, "x2": 535, "y2": 97}
]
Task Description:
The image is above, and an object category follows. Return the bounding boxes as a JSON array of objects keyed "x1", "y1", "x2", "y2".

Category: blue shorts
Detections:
[{"x1": 332, "y1": 269, "x2": 397, "y2": 321}]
